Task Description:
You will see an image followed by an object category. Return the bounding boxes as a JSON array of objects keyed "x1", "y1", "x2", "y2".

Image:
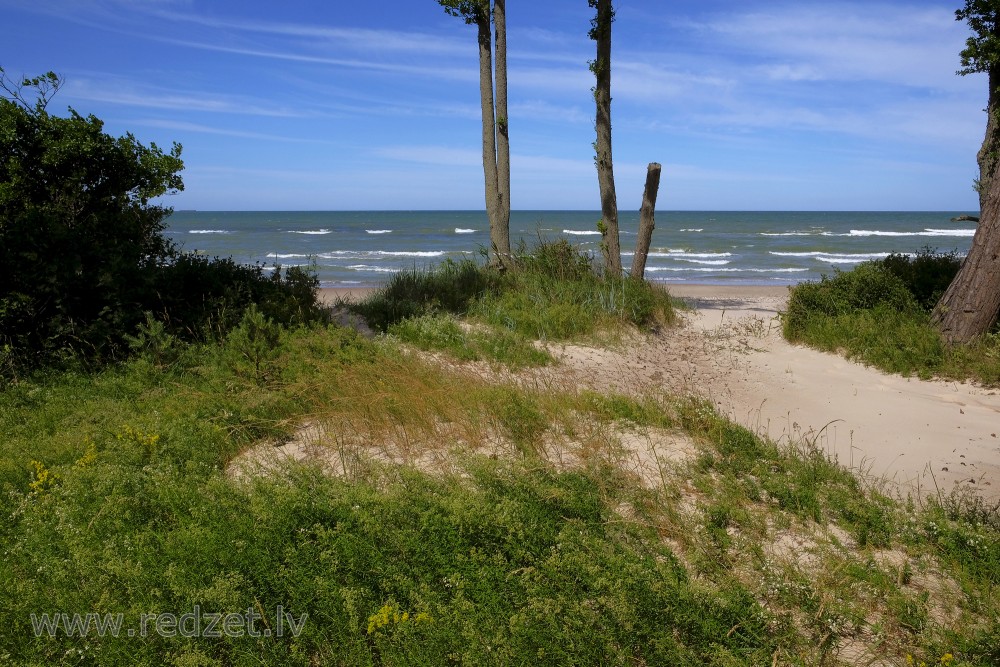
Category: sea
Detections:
[{"x1": 163, "y1": 210, "x2": 979, "y2": 288}]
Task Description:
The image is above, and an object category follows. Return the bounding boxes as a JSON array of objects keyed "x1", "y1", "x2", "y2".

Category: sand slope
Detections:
[{"x1": 681, "y1": 288, "x2": 1000, "y2": 502}]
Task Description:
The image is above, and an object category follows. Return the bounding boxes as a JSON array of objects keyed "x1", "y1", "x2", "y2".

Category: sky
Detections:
[{"x1": 0, "y1": 0, "x2": 987, "y2": 211}]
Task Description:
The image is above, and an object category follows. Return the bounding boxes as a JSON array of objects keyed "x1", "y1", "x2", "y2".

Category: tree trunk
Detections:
[
  {"x1": 475, "y1": 9, "x2": 503, "y2": 267},
  {"x1": 493, "y1": 0, "x2": 512, "y2": 266},
  {"x1": 631, "y1": 162, "x2": 662, "y2": 280},
  {"x1": 977, "y1": 66, "x2": 1000, "y2": 212},
  {"x1": 931, "y1": 170, "x2": 1000, "y2": 344},
  {"x1": 592, "y1": 0, "x2": 621, "y2": 275}
]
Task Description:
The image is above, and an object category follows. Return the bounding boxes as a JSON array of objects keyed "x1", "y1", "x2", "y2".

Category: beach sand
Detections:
[{"x1": 317, "y1": 283, "x2": 1000, "y2": 500}]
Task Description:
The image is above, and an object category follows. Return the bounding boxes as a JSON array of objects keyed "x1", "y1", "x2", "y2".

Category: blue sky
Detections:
[{"x1": 1, "y1": 0, "x2": 985, "y2": 211}]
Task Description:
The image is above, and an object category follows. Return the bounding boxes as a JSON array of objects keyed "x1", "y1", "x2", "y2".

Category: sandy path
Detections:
[
  {"x1": 683, "y1": 291, "x2": 1000, "y2": 502},
  {"x1": 319, "y1": 283, "x2": 1000, "y2": 501}
]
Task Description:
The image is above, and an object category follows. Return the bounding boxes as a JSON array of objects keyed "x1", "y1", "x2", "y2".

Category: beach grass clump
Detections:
[
  {"x1": 784, "y1": 259, "x2": 1000, "y2": 384},
  {"x1": 387, "y1": 313, "x2": 552, "y2": 368},
  {"x1": 349, "y1": 258, "x2": 500, "y2": 332},
  {"x1": 351, "y1": 238, "x2": 675, "y2": 362}
]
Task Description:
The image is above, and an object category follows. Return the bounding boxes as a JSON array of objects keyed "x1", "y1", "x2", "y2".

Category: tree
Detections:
[
  {"x1": 931, "y1": 2, "x2": 1000, "y2": 343},
  {"x1": 631, "y1": 163, "x2": 662, "y2": 279},
  {"x1": 438, "y1": 0, "x2": 511, "y2": 266},
  {"x1": 1, "y1": 68, "x2": 184, "y2": 361},
  {"x1": 589, "y1": 0, "x2": 622, "y2": 275}
]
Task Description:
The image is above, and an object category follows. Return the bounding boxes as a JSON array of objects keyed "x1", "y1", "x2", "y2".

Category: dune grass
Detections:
[
  {"x1": 350, "y1": 239, "x2": 676, "y2": 355},
  {"x1": 784, "y1": 260, "x2": 1000, "y2": 385},
  {"x1": 1, "y1": 303, "x2": 999, "y2": 664}
]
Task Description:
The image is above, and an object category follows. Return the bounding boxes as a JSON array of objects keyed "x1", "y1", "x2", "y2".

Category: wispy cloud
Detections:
[
  {"x1": 63, "y1": 77, "x2": 308, "y2": 117},
  {"x1": 134, "y1": 119, "x2": 327, "y2": 143}
]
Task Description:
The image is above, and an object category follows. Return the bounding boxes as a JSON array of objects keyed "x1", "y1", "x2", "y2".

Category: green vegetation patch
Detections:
[{"x1": 784, "y1": 256, "x2": 1000, "y2": 385}]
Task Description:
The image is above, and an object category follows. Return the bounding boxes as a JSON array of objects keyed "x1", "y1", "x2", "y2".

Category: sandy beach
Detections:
[{"x1": 319, "y1": 282, "x2": 1000, "y2": 501}]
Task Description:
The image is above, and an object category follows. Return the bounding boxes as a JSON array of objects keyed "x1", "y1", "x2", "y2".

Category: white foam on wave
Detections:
[
  {"x1": 770, "y1": 251, "x2": 892, "y2": 262},
  {"x1": 346, "y1": 265, "x2": 400, "y2": 273},
  {"x1": 189, "y1": 229, "x2": 230, "y2": 234},
  {"x1": 822, "y1": 229, "x2": 977, "y2": 238},
  {"x1": 563, "y1": 230, "x2": 602, "y2": 236},
  {"x1": 316, "y1": 250, "x2": 450, "y2": 259},
  {"x1": 646, "y1": 251, "x2": 733, "y2": 259},
  {"x1": 455, "y1": 228, "x2": 477, "y2": 234},
  {"x1": 271, "y1": 253, "x2": 309, "y2": 259},
  {"x1": 366, "y1": 229, "x2": 392, "y2": 234},
  {"x1": 290, "y1": 229, "x2": 332, "y2": 235},
  {"x1": 644, "y1": 267, "x2": 808, "y2": 273},
  {"x1": 760, "y1": 231, "x2": 815, "y2": 237},
  {"x1": 678, "y1": 228, "x2": 704, "y2": 232}
]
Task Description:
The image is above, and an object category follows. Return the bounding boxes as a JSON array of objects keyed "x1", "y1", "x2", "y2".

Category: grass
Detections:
[
  {"x1": 2, "y1": 317, "x2": 999, "y2": 664},
  {"x1": 784, "y1": 259, "x2": 1000, "y2": 385},
  {"x1": 351, "y1": 239, "x2": 676, "y2": 351},
  {"x1": 3, "y1": 244, "x2": 999, "y2": 665}
]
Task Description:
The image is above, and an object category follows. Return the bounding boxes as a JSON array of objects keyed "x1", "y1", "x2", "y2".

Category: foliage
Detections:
[
  {"x1": 784, "y1": 258, "x2": 1000, "y2": 385},
  {"x1": 352, "y1": 238, "x2": 674, "y2": 350},
  {"x1": 437, "y1": 0, "x2": 489, "y2": 24},
  {"x1": 1, "y1": 325, "x2": 998, "y2": 664},
  {"x1": 879, "y1": 248, "x2": 963, "y2": 312},
  {"x1": 0, "y1": 71, "x2": 326, "y2": 376},
  {"x1": 956, "y1": 1, "x2": 1000, "y2": 75},
  {"x1": 0, "y1": 79, "x2": 183, "y2": 364}
]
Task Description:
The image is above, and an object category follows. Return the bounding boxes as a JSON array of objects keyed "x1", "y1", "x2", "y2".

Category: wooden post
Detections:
[{"x1": 631, "y1": 162, "x2": 662, "y2": 279}]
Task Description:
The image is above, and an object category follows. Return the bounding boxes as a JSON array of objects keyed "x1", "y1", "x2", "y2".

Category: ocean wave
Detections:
[
  {"x1": 769, "y1": 251, "x2": 891, "y2": 261},
  {"x1": 290, "y1": 229, "x2": 332, "y2": 235},
  {"x1": 760, "y1": 231, "x2": 815, "y2": 237},
  {"x1": 189, "y1": 229, "x2": 230, "y2": 234},
  {"x1": 824, "y1": 229, "x2": 977, "y2": 237},
  {"x1": 366, "y1": 229, "x2": 392, "y2": 234},
  {"x1": 455, "y1": 228, "x2": 477, "y2": 234},
  {"x1": 270, "y1": 253, "x2": 310, "y2": 259},
  {"x1": 678, "y1": 228, "x2": 704, "y2": 232},
  {"x1": 646, "y1": 251, "x2": 733, "y2": 259},
  {"x1": 316, "y1": 250, "x2": 451, "y2": 259},
  {"x1": 644, "y1": 267, "x2": 808, "y2": 273},
  {"x1": 679, "y1": 259, "x2": 731, "y2": 266},
  {"x1": 346, "y1": 264, "x2": 400, "y2": 273},
  {"x1": 563, "y1": 230, "x2": 602, "y2": 236}
]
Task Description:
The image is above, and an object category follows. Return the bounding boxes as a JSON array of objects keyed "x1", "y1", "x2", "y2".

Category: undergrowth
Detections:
[
  {"x1": 1, "y1": 315, "x2": 998, "y2": 664},
  {"x1": 784, "y1": 254, "x2": 1000, "y2": 385},
  {"x1": 351, "y1": 239, "x2": 676, "y2": 353}
]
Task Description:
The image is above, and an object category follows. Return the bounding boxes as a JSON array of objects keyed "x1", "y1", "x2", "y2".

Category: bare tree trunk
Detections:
[
  {"x1": 931, "y1": 174, "x2": 1000, "y2": 343},
  {"x1": 493, "y1": 0, "x2": 511, "y2": 266},
  {"x1": 631, "y1": 162, "x2": 662, "y2": 279},
  {"x1": 475, "y1": 10, "x2": 503, "y2": 266},
  {"x1": 978, "y1": 58, "x2": 1000, "y2": 212},
  {"x1": 591, "y1": 0, "x2": 621, "y2": 275}
]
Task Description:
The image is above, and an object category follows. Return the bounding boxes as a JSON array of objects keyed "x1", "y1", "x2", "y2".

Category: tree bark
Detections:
[
  {"x1": 931, "y1": 172, "x2": 1000, "y2": 343},
  {"x1": 631, "y1": 163, "x2": 662, "y2": 280},
  {"x1": 493, "y1": 0, "x2": 512, "y2": 265},
  {"x1": 475, "y1": 9, "x2": 503, "y2": 267},
  {"x1": 977, "y1": 66, "x2": 1000, "y2": 212},
  {"x1": 592, "y1": 0, "x2": 621, "y2": 275}
]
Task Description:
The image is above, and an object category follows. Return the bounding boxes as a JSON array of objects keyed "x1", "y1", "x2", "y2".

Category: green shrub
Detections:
[
  {"x1": 0, "y1": 72, "x2": 327, "y2": 376},
  {"x1": 877, "y1": 247, "x2": 962, "y2": 312}
]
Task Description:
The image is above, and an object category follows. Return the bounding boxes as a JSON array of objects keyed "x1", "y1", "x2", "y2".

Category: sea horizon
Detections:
[{"x1": 164, "y1": 210, "x2": 979, "y2": 288}]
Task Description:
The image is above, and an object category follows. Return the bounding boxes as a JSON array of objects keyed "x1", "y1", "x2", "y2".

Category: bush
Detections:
[
  {"x1": 784, "y1": 263, "x2": 920, "y2": 340},
  {"x1": 877, "y1": 247, "x2": 962, "y2": 312},
  {"x1": 0, "y1": 71, "x2": 326, "y2": 375}
]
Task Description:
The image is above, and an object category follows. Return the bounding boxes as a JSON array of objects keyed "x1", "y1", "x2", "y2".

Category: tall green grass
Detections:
[
  {"x1": 784, "y1": 259, "x2": 1000, "y2": 385},
  {"x1": 352, "y1": 239, "x2": 676, "y2": 346}
]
